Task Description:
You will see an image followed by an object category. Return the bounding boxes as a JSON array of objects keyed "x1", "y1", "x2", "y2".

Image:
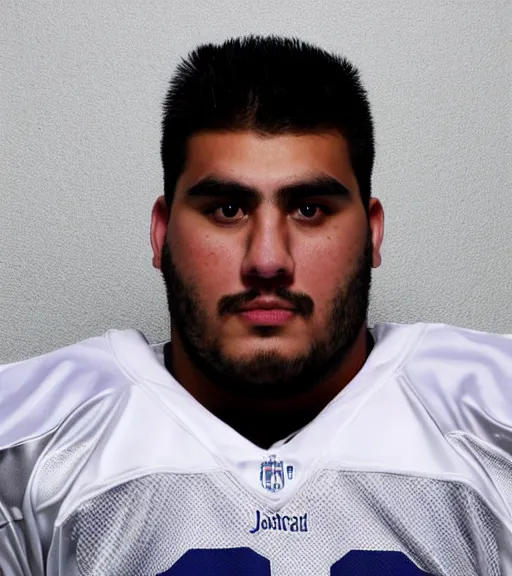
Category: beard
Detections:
[{"x1": 160, "y1": 231, "x2": 373, "y2": 400}]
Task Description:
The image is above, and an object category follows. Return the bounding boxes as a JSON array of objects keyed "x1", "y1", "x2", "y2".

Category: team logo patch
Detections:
[{"x1": 260, "y1": 455, "x2": 286, "y2": 492}]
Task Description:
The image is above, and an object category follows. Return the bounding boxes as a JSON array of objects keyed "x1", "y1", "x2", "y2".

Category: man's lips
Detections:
[
  {"x1": 237, "y1": 299, "x2": 297, "y2": 325},
  {"x1": 238, "y1": 309, "x2": 296, "y2": 325},
  {"x1": 238, "y1": 298, "x2": 296, "y2": 312}
]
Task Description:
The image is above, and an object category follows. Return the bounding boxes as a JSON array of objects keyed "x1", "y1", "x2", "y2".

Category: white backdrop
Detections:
[{"x1": 1, "y1": 0, "x2": 511, "y2": 363}]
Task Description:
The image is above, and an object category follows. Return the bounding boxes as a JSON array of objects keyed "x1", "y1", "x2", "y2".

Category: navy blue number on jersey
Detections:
[
  {"x1": 159, "y1": 547, "x2": 432, "y2": 575},
  {"x1": 331, "y1": 550, "x2": 432, "y2": 574}
]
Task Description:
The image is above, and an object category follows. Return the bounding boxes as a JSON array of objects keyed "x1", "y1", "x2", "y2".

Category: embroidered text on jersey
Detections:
[{"x1": 249, "y1": 510, "x2": 309, "y2": 534}]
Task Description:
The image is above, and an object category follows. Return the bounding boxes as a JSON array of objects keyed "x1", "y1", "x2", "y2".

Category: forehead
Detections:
[{"x1": 175, "y1": 130, "x2": 359, "y2": 197}]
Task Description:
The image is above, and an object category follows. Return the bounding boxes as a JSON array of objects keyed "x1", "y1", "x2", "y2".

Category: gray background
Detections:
[{"x1": 1, "y1": 0, "x2": 511, "y2": 363}]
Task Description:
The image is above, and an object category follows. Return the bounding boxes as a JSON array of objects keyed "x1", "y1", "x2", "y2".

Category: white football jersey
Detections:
[{"x1": 1, "y1": 322, "x2": 512, "y2": 575}]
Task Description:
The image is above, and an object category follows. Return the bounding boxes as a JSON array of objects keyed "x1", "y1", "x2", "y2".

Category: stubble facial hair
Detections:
[{"x1": 160, "y1": 231, "x2": 373, "y2": 400}]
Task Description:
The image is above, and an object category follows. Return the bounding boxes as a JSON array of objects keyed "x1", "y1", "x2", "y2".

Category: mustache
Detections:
[{"x1": 218, "y1": 287, "x2": 314, "y2": 318}]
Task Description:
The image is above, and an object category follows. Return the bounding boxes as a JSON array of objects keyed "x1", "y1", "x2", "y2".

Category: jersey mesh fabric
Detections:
[
  {"x1": 36, "y1": 441, "x2": 92, "y2": 503},
  {"x1": 54, "y1": 468, "x2": 501, "y2": 576},
  {"x1": 450, "y1": 432, "x2": 512, "y2": 514}
]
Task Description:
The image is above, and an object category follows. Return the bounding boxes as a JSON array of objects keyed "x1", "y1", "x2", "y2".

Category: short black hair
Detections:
[{"x1": 161, "y1": 35, "x2": 374, "y2": 209}]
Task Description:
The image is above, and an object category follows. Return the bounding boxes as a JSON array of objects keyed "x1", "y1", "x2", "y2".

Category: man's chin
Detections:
[
  {"x1": 181, "y1": 335, "x2": 342, "y2": 399},
  {"x1": 221, "y1": 342, "x2": 310, "y2": 366},
  {"x1": 214, "y1": 349, "x2": 311, "y2": 384}
]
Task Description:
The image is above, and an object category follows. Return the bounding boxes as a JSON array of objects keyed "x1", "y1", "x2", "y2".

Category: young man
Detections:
[{"x1": 0, "y1": 36, "x2": 511, "y2": 575}]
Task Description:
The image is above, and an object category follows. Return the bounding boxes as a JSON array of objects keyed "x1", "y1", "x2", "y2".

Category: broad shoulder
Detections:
[
  {"x1": 390, "y1": 322, "x2": 512, "y2": 451},
  {"x1": 0, "y1": 329, "x2": 150, "y2": 449}
]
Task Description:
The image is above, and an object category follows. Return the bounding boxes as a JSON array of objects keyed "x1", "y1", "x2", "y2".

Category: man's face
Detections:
[{"x1": 154, "y1": 130, "x2": 383, "y2": 398}]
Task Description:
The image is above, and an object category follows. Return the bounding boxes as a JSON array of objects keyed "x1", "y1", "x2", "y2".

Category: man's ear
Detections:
[
  {"x1": 150, "y1": 196, "x2": 169, "y2": 269},
  {"x1": 368, "y1": 197, "x2": 384, "y2": 268}
]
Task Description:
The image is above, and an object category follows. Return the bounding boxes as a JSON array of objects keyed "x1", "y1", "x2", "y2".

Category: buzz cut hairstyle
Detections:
[{"x1": 161, "y1": 35, "x2": 374, "y2": 210}]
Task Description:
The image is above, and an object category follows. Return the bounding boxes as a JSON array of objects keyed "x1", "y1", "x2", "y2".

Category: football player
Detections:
[{"x1": 1, "y1": 36, "x2": 511, "y2": 575}]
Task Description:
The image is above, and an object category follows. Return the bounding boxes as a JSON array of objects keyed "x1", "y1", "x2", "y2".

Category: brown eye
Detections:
[
  {"x1": 210, "y1": 203, "x2": 246, "y2": 223},
  {"x1": 220, "y1": 204, "x2": 240, "y2": 218},
  {"x1": 298, "y1": 204, "x2": 318, "y2": 218},
  {"x1": 292, "y1": 203, "x2": 330, "y2": 222}
]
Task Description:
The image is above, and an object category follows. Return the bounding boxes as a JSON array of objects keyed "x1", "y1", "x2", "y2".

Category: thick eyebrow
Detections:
[
  {"x1": 277, "y1": 176, "x2": 352, "y2": 208},
  {"x1": 184, "y1": 175, "x2": 353, "y2": 207},
  {"x1": 184, "y1": 177, "x2": 262, "y2": 204}
]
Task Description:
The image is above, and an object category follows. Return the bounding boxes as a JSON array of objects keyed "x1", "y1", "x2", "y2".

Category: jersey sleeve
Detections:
[
  {"x1": 403, "y1": 323, "x2": 512, "y2": 520},
  {"x1": 0, "y1": 335, "x2": 124, "y2": 575}
]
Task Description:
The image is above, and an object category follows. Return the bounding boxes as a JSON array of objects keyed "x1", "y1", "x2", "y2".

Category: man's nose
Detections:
[{"x1": 240, "y1": 215, "x2": 295, "y2": 289}]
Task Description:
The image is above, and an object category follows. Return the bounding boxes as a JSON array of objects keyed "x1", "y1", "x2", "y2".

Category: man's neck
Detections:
[{"x1": 164, "y1": 325, "x2": 372, "y2": 449}]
